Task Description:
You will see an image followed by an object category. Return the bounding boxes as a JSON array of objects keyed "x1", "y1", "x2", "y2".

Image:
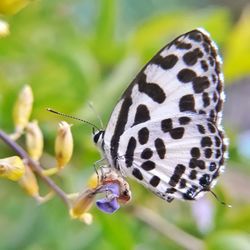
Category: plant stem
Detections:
[{"x1": 0, "y1": 129, "x2": 70, "y2": 207}]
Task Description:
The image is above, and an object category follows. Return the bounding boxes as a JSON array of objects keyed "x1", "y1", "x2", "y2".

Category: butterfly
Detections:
[{"x1": 92, "y1": 28, "x2": 228, "y2": 203}]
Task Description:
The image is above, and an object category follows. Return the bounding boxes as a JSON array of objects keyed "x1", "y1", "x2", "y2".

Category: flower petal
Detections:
[
  {"x1": 96, "y1": 198, "x2": 120, "y2": 214},
  {"x1": 98, "y1": 183, "x2": 120, "y2": 196}
]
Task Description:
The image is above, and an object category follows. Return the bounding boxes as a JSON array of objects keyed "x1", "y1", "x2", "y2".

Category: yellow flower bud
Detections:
[
  {"x1": 13, "y1": 85, "x2": 33, "y2": 134},
  {"x1": 19, "y1": 164, "x2": 39, "y2": 198},
  {"x1": 25, "y1": 120, "x2": 44, "y2": 161},
  {"x1": 69, "y1": 190, "x2": 95, "y2": 224},
  {"x1": 0, "y1": 20, "x2": 9, "y2": 38},
  {"x1": 80, "y1": 213, "x2": 93, "y2": 225},
  {"x1": 0, "y1": 0, "x2": 33, "y2": 15},
  {"x1": 0, "y1": 156, "x2": 25, "y2": 181},
  {"x1": 87, "y1": 173, "x2": 98, "y2": 189},
  {"x1": 55, "y1": 121, "x2": 73, "y2": 169}
]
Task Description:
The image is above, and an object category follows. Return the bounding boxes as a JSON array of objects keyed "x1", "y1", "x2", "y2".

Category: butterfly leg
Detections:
[{"x1": 93, "y1": 158, "x2": 110, "y2": 184}]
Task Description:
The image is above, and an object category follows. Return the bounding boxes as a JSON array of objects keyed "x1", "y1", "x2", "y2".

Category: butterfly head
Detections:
[{"x1": 92, "y1": 128, "x2": 105, "y2": 149}]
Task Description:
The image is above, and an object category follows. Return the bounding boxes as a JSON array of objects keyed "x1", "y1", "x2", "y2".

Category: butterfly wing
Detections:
[
  {"x1": 117, "y1": 115, "x2": 226, "y2": 201},
  {"x1": 103, "y1": 28, "x2": 227, "y2": 201}
]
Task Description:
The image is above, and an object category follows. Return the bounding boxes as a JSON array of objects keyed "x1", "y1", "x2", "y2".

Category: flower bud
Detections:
[
  {"x1": 25, "y1": 120, "x2": 44, "y2": 161},
  {"x1": 19, "y1": 164, "x2": 39, "y2": 198},
  {"x1": 0, "y1": 20, "x2": 9, "y2": 37},
  {"x1": 13, "y1": 85, "x2": 33, "y2": 134},
  {"x1": 69, "y1": 190, "x2": 95, "y2": 224},
  {"x1": 87, "y1": 173, "x2": 98, "y2": 189},
  {"x1": 80, "y1": 213, "x2": 93, "y2": 225},
  {"x1": 0, "y1": 156, "x2": 25, "y2": 181},
  {"x1": 55, "y1": 121, "x2": 73, "y2": 169}
]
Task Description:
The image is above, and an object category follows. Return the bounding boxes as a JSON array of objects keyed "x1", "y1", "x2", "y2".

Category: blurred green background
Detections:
[{"x1": 1, "y1": 0, "x2": 250, "y2": 249}]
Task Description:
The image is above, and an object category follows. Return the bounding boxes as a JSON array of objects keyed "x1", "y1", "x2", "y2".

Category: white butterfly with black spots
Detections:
[{"x1": 93, "y1": 28, "x2": 228, "y2": 202}]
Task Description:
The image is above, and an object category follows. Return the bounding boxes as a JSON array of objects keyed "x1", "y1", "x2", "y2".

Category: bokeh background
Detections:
[{"x1": 1, "y1": 0, "x2": 250, "y2": 249}]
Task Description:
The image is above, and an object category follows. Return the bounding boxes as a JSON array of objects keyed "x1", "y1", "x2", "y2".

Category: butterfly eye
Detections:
[{"x1": 93, "y1": 131, "x2": 103, "y2": 144}]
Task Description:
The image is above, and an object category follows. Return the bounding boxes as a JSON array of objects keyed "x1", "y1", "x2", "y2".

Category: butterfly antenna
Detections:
[
  {"x1": 209, "y1": 189, "x2": 232, "y2": 208},
  {"x1": 88, "y1": 102, "x2": 104, "y2": 130},
  {"x1": 47, "y1": 108, "x2": 100, "y2": 131}
]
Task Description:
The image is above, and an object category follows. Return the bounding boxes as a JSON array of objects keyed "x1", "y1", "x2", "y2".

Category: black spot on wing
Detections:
[
  {"x1": 216, "y1": 80, "x2": 223, "y2": 93},
  {"x1": 179, "y1": 116, "x2": 191, "y2": 125},
  {"x1": 189, "y1": 158, "x2": 206, "y2": 169},
  {"x1": 179, "y1": 178, "x2": 187, "y2": 189},
  {"x1": 200, "y1": 60, "x2": 208, "y2": 72},
  {"x1": 199, "y1": 110, "x2": 206, "y2": 115},
  {"x1": 179, "y1": 94, "x2": 195, "y2": 112},
  {"x1": 154, "y1": 138, "x2": 166, "y2": 159},
  {"x1": 204, "y1": 148, "x2": 212, "y2": 158},
  {"x1": 189, "y1": 169, "x2": 197, "y2": 180},
  {"x1": 183, "y1": 48, "x2": 203, "y2": 66},
  {"x1": 177, "y1": 68, "x2": 196, "y2": 83},
  {"x1": 208, "y1": 123, "x2": 216, "y2": 133},
  {"x1": 133, "y1": 104, "x2": 150, "y2": 126},
  {"x1": 110, "y1": 97, "x2": 132, "y2": 168},
  {"x1": 202, "y1": 92, "x2": 210, "y2": 107},
  {"x1": 166, "y1": 187, "x2": 177, "y2": 194},
  {"x1": 192, "y1": 76, "x2": 210, "y2": 93},
  {"x1": 201, "y1": 136, "x2": 213, "y2": 147},
  {"x1": 175, "y1": 41, "x2": 192, "y2": 50},
  {"x1": 161, "y1": 118, "x2": 173, "y2": 132},
  {"x1": 190, "y1": 147, "x2": 200, "y2": 158},
  {"x1": 216, "y1": 99, "x2": 223, "y2": 112},
  {"x1": 212, "y1": 75, "x2": 217, "y2": 84},
  {"x1": 199, "y1": 174, "x2": 210, "y2": 187},
  {"x1": 215, "y1": 136, "x2": 221, "y2": 147},
  {"x1": 202, "y1": 42, "x2": 210, "y2": 53},
  {"x1": 197, "y1": 124, "x2": 205, "y2": 134},
  {"x1": 149, "y1": 176, "x2": 160, "y2": 187},
  {"x1": 138, "y1": 127, "x2": 149, "y2": 145},
  {"x1": 209, "y1": 110, "x2": 216, "y2": 122},
  {"x1": 138, "y1": 73, "x2": 166, "y2": 104},
  {"x1": 141, "y1": 148, "x2": 153, "y2": 159},
  {"x1": 216, "y1": 149, "x2": 221, "y2": 159},
  {"x1": 212, "y1": 93, "x2": 221, "y2": 109},
  {"x1": 209, "y1": 162, "x2": 216, "y2": 171},
  {"x1": 169, "y1": 127, "x2": 185, "y2": 139},
  {"x1": 213, "y1": 92, "x2": 218, "y2": 103},
  {"x1": 132, "y1": 168, "x2": 143, "y2": 180},
  {"x1": 188, "y1": 30, "x2": 202, "y2": 42},
  {"x1": 183, "y1": 186, "x2": 197, "y2": 200},
  {"x1": 153, "y1": 54, "x2": 178, "y2": 70},
  {"x1": 169, "y1": 164, "x2": 186, "y2": 187},
  {"x1": 141, "y1": 161, "x2": 155, "y2": 171},
  {"x1": 125, "y1": 137, "x2": 136, "y2": 168},
  {"x1": 209, "y1": 56, "x2": 214, "y2": 66}
]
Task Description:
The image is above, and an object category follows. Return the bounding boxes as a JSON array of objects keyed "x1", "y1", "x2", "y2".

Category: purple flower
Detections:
[{"x1": 95, "y1": 183, "x2": 121, "y2": 214}]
